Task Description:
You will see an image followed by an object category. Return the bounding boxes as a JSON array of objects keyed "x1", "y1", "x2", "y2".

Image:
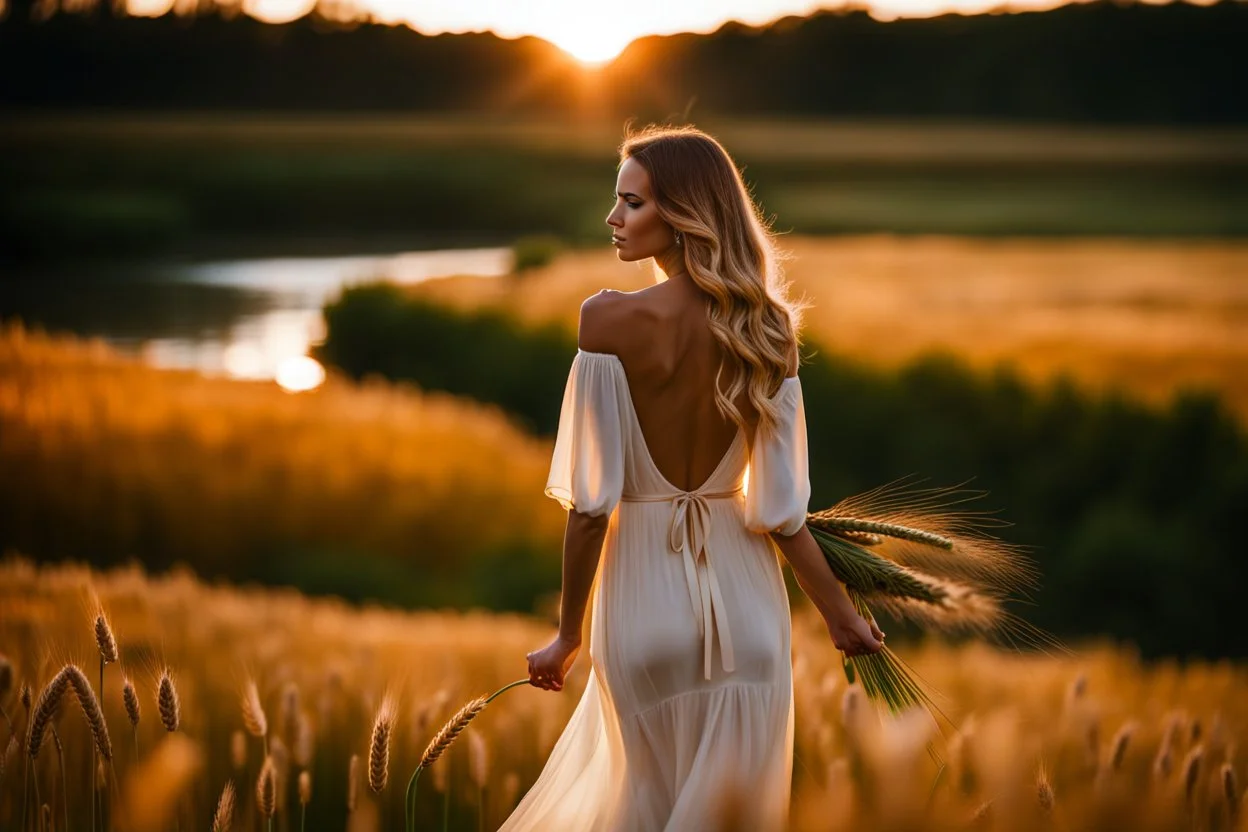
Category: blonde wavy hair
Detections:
[{"x1": 620, "y1": 123, "x2": 806, "y2": 437}]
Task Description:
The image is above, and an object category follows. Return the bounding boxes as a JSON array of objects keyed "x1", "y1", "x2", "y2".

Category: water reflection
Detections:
[{"x1": 1, "y1": 246, "x2": 512, "y2": 383}]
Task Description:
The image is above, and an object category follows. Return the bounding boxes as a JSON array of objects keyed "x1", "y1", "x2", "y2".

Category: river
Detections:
[{"x1": 0, "y1": 246, "x2": 512, "y2": 389}]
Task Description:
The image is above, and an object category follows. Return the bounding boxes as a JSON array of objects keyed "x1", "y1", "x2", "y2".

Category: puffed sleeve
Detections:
[
  {"x1": 744, "y1": 375, "x2": 811, "y2": 536},
  {"x1": 544, "y1": 350, "x2": 628, "y2": 517}
]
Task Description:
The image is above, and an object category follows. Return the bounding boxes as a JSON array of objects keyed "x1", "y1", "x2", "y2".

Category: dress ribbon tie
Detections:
[{"x1": 622, "y1": 484, "x2": 742, "y2": 680}]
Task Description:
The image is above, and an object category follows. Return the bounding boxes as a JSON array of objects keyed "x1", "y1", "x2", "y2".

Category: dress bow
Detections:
[{"x1": 666, "y1": 488, "x2": 739, "y2": 680}]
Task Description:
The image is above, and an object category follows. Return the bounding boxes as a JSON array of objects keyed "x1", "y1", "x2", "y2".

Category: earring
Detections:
[{"x1": 674, "y1": 230, "x2": 683, "y2": 247}]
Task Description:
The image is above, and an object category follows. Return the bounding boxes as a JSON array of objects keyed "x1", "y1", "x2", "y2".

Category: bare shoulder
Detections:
[{"x1": 578, "y1": 288, "x2": 646, "y2": 355}]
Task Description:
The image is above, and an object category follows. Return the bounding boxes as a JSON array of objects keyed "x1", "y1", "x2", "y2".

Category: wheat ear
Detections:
[
  {"x1": 157, "y1": 668, "x2": 180, "y2": 732},
  {"x1": 369, "y1": 696, "x2": 395, "y2": 793},
  {"x1": 808, "y1": 514, "x2": 955, "y2": 549},
  {"x1": 257, "y1": 756, "x2": 277, "y2": 817},
  {"x1": 241, "y1": 679, "x2": 268, "y2": 739},
  {"x1": 94, "y1": 613, "x2": 119, "y2": 665},
  {"x1": 212, "y1": 780, "x2": 236, "y2": 832},
  {"x1": 405, "y1": 679, "x2": 530, "y2": 832},
  {"x1": 28, "y1": 665, "x2": 113, "y2": 760}
]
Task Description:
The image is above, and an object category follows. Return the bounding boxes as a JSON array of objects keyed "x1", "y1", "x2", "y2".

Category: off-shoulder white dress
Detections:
[{"x1": 499, "y1": 349, "x2": 811, "y2": 832}]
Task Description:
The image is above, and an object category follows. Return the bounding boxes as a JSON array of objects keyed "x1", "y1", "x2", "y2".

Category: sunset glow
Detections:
[{"x1": 120, "y1": 0, "x2": 1211, "y2": 58}]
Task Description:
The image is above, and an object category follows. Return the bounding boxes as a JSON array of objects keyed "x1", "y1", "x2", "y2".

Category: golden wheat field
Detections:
[
  {"x1": 0, "y1": 322, "x2": 567, "y2": 589},
  {"x1": 0, "y1": 558, "x2": 1245, "y2": 832},
  {"x1": 411, "y1": 235, "x2": 1248, "y2": 422}
]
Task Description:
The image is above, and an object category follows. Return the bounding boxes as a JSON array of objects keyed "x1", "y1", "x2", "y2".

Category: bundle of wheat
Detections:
[{"x1": 806, "y1": 478, "x2": 1056, "y2": 715}]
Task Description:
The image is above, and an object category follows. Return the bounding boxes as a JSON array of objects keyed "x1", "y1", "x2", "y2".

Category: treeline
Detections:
[
  {"x1": 320, "y1": 284, "x2": 1248, "y2": 659},
  {"x1": 2, "y1": 0, "x2": 1245, "y2": 124}
]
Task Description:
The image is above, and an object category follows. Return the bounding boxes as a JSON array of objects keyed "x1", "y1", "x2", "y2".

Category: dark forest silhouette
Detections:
[{"x1": 2, "y1": 0, "x2": 1245, "y2": 123}]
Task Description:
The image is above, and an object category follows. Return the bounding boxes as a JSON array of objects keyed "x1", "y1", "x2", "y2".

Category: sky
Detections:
[{"x1": 125, "y1": 0, "x2": 1199, "y2": 63}]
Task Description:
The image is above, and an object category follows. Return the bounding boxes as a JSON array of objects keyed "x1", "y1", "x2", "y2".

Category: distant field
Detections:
[
  {"x1": 2, "y1": 114, "x2": 1245, "y2": 260},
  {"x1": 1, "y1": 558, "x2": 1244, "y2": 831},
  {"x1": 408, "y1": 234, "x2": 1248, "y2": 422},
  {"x1": 0, "y1": 323, "x2": 566, "y2": 607}
]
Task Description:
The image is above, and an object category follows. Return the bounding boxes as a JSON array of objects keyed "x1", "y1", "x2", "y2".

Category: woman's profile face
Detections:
[{"x1": 606, "y1": 157, "x2": 676, "y2": 263}]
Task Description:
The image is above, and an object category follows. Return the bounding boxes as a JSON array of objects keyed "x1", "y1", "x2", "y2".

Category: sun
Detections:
[{"x1": 539, "y1": 19, "x2": 637, "y2": 66}]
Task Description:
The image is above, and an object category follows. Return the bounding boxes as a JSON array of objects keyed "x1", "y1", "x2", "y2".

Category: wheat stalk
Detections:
[
  {"x1": 212, "y1": 780, "x2": 236, "y2": 832},
  {"x1": 1221, "y1": 763, "x2": 1239, "y2": 821},
  {"x1": 347, "y1": 754, "x2": 359, "y2": 813},
  {"x1": 157, "y1": 668, "x2": 180, "y2": 732},
  {"x1": 1109, "y1": 721, "x2": 1136, "y2": 771},
  {"x1": 809, "y1": 527, "x2": 949, "y2": 603},
  {"x1": 230, "y1": 730, "x2": 247, "y2": 771},
  {"x1": 280, "y1": 682, "x2": 300, "y2": 746},
  {"x1": 26, "y1": 671, "x2": 69, "y2": 759},
  {"x1": 369, "y1": 696, "x2": 395, "y2": 793},
  {"x1": 0, "y1": 735, "x2": 17, "y2": 782},
  {"x1": 405, "y1": 679, "x2": 530, "y2": 832},
  {"x1": 812, "y1": 478, "x2": 1040, "y2": 593},
  {"x1": 808, "y1": 514, "x2": 955, "y2": 549},
  {"x1": 293, "y1": 712, "x2": 313, "y2": 769},
  {"x1": 468, "y1": 731, "x2": 489, "y2": 790},
  {"x1": 1037, "y1": 764, "x2": 1055, "y2": 813},
  {"x1": 27, "y1": 665, "x2": 112, "y2": 761},
  {"x1": 257, "y1": 756, "x2": 277, "y2": 821},
  {"x1": 241, "y1": 678, "x2": 268, "y2": 739},
  {"x1": 94, "y1": 612, "x2": 119, "y2": 665},
  {"x1": 1182, "y1": 745, "x2": 1205, "y2": 804},
  {"x1": 122, "y1": 676, "x2": 140, "y2": 728}
]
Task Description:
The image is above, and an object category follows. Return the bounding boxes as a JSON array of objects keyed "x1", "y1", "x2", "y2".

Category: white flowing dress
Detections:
[{"x1": 499, "y1": 349, "x2": 812, "y2": 832}]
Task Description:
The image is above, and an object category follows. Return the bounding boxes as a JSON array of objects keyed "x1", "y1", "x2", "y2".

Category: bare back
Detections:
[{"x1": 582, "y1": 279, "x2": 761, "y2": 493}]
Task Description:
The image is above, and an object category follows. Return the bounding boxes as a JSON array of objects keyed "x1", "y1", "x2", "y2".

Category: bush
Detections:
[
  {"x1": 318, "y1": 292, "x2": 1248, "y2": 657},
  {"x1": 511, "y1": 234, "x2": 565, "y2": 273}
]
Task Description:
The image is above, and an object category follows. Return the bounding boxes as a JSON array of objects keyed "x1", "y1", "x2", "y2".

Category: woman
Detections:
[{"x1": 503, "y1": 124, "x2": 885, "y2": 831}]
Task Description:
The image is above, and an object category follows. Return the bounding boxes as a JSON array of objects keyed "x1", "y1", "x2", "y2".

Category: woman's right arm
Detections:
[{"x1": 769, "y1": 524, "x2": 885, "y2": 657}]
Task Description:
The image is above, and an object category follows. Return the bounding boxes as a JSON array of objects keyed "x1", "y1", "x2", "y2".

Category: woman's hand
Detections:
[
  {"x1": 824, "y1": 605, "x2": 886, "y2": 658},
  {"x1": 527, "y1": 633, "x2": 582, "y2": 692}
]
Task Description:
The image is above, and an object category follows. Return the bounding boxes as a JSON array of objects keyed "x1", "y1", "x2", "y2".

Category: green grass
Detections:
[{"x1": 2, "y1": 114, "x2": 1245, "y2": 261}]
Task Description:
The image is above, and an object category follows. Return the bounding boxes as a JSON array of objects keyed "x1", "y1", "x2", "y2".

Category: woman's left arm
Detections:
[{"x1": 527, "y1": 509, "x2": 609, "y2": 691}]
